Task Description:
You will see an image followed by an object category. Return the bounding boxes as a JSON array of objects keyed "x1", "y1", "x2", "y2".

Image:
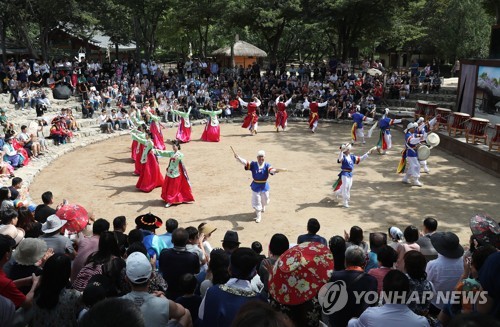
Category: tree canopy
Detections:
[{"x1": 0, "y1": 0, "x2": 495, "y2": 64}]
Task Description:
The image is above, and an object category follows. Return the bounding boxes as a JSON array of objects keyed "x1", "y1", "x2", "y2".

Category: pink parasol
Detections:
[{"x1": 56, "y1": 204, "x2": 89, "y2": 234}]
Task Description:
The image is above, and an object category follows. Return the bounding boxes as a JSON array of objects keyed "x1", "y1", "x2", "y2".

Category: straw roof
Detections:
[{"x1": 212, "y1": 40, "x2": 267, "y2": 57}]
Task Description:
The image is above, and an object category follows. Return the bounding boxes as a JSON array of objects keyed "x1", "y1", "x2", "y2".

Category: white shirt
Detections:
[
  {"x1": 348, "y1": 304, "x2": 429, "y2": 327},
  {"x1": 425, "y1": 254, "x2": 463, "y2": 309}
]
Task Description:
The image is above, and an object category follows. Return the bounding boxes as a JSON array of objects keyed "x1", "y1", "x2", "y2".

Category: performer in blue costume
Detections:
[
  {"x1": 234, "y1": 150, "x2": 284, "y2": 223},
  {"x1": 374, "y1": 108, "x2": 402, "y2": 154},
  {"x1": 397, "y1": 122, "x2": 425, "y2": 186},
  {"x1": 416, "y1": 116, "x2": 437, "y2": 173},
  {"x1": 333, "y1": 143, "x2": 375, "y2": 208},
  {"x1": 350, "y1": 106, "x2": 374, "y2": 144}
]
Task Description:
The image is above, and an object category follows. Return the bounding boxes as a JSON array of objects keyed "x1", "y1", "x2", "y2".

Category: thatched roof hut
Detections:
[{"x1": 212, "y1": 40, "x2": 267, "y2": 68}]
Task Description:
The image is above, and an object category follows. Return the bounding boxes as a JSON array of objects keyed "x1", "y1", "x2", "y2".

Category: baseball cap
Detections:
[{"x1": 126, "y1": 252, "x2": 152, "y2": 284}]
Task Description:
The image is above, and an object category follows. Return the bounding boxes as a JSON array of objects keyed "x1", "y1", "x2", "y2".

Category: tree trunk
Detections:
[
  {"x1": 133, "y1": 16, "x2": 141, "y2": 60},
  {"x1": 40, "y1": 27, "x2": 49, "y2": 62},
  {"x1": 0, "y1": 19, "x2": 6, "y2": 65}
]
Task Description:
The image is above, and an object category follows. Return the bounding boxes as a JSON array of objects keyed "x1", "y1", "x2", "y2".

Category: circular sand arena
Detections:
[{"x1": 30, "y1": 122, "x2": 500, "y2": 247}]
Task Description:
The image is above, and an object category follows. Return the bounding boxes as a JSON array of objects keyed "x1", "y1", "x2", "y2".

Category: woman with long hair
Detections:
[
  {"x1": 17, "y1": 206, "x2": 42, "y2": 238},
  {"x1": 31, "y1": 254, "x2": 81, "y2": 326},
  {"x1": 158, "y1": 140, "x2": 194, "y2": 208}
]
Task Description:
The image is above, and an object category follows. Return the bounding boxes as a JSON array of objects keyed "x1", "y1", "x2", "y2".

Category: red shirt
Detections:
[{"x1": 0, "y1": 269, "x2": 26, "y2": 308}]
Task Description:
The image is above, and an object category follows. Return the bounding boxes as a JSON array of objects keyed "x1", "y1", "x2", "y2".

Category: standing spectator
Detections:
[
  {"x1": 159, "y1": 228, "x2": 200, "y2": 300},
  {"x1": 297, "y1": 218, "x2": 327, "y2": 245},
  {"x1": 328, "y1": 246, "x2": 378, "y2": 327},
  {"x1": 426, "y1": 232, "x2": 464, "y2": 315}
]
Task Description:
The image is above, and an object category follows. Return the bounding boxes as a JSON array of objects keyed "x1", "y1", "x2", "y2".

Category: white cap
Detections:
[
  {"x1": 257, "y1": 150, "x2": 265, "y2": 157},
  {"x1": 356, "y1": 105, "x2": 361, "y2": 111},
  {"x1": 406, "y1": 122, "x2": 417, "y2": 131},
  {"x1": 384, "y1": 108, "x2": 390, "y2": 114},
  {"x1": 340, "y1": 143, "x2": 352, "y2": 153},
  {"x1": 389, "y1": 227, "x2": 403, "y2": 240},
  {"x1": 126, "y1": 252, "x2": 152, "y2": 284},
  {"x1": 417, "y1": 117, "x2": 424, "y2": 124}
]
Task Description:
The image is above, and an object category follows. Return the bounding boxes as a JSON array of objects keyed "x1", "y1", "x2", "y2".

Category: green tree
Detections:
[
  {"x1": 307, "y1": 0, "x2": 413, "y2": 61},
  {"x1": 429, "y1": 0, "x2": 492, "y2": 60},
  {"x1": 225, "y1": 0, "x2": 302, "y2": 64}
]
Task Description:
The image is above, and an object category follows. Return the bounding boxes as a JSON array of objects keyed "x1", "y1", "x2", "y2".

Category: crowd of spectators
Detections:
[
  {"x1": 0, "y1": 188, "x2": 498, "y2": 326},
  {"x1": 0, "y1": 56, "x2": 444, "y2": 131}
]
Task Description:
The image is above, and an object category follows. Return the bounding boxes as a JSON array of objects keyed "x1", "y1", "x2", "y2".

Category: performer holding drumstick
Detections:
[
  {"x1": 333, "y1": 143, "x2": 376, "y2": 208},
  {"x1": 232, "y1": 147, "x2": 287, "y2": 223}
]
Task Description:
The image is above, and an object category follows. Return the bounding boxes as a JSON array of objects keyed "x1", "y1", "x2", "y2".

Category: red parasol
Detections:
[{"x1": 56, "y1": 204, "x2": 89, "y2": 234}]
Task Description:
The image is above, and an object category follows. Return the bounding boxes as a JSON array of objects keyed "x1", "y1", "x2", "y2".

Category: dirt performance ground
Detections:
[{"x1": 30, "y1": 122, "x2": 499, "y2": 248}]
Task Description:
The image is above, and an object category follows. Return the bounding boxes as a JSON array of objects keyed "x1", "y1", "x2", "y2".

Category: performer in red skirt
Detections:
[
  {"x1": 133, "y1": 132, "x2": 164, "y2": 192},
  {"x1": 200, "y1": 108, "x2": 222, "y2": 142},
  {"x1": 157, "y1": 140, "x2": 194, "y2": 208},
  {"x1": 239, "y1": 96, "x2": 261, "y2": 135},
  {"x1": 131, "y1": 125, "x2": 147, "y2": 162},
  {"x1": 275, "y1": 95, "x2": 293, "y2": 132},
  {"x1": 144, "y1": 111, "x2": 166, "y2": 150},
  {"x1": 308, "y1": 97, "x2": 328, "y2": 133},
  {"x1": 172, "y1": 107, "x2": 192, "y2": 143}
]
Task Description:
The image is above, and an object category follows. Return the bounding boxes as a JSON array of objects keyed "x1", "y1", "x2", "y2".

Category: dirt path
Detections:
[{"x1": 29, "y1": 122, "x2": 500, "y2": 248}]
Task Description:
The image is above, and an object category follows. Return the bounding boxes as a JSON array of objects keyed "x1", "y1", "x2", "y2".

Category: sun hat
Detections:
[
  {"x1": 41, "y1": 215, "x2": 67, "y2": 234},
  {"x1": 430, "y1": 232, "x2": 464, "y2": 259},
  {"x1": 257, "y1": 150, "x2": 265, "y2": 157},
  {"x1": 389, "y1": 226, "x2": 403, "y2": 241},
  {"x1": 221, "y1": 230, "x2": 240, "y2": 244},
  {"x1": 469, "y1": 213, "x2": 499, "y2": 247},
  {"x1": 200, "y1": 223, "x2": 217, "y2": 236},
  {"x1": 0, "y1": 225, "x2": 25, "y2": 246},
  {"x1": 269, "y1": 242, "x2": 334, "y2": 305},
  {"x1": 135, "y1": 213, "x2": 162, "y2": 230},
  {"x1": 13, "y1": 238, "x2": 47, "y2": 265},
  {"x1": 126, "y1": 252, "x2": 152, "y2": 284}
]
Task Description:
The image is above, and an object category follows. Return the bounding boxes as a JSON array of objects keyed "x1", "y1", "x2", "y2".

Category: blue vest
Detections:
[
  {"x1": 339, "y1": 154, "x2": 358, "y2": 177},
  {"x1": 405, "y1": 132, "x2": 418, "y2": 158},
  {"x1": 352, "y1": 112, "x2": 365, "y2": 128},
  {"x1": 246, "y1": 161, "x2": 271, "y2": 192}
]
